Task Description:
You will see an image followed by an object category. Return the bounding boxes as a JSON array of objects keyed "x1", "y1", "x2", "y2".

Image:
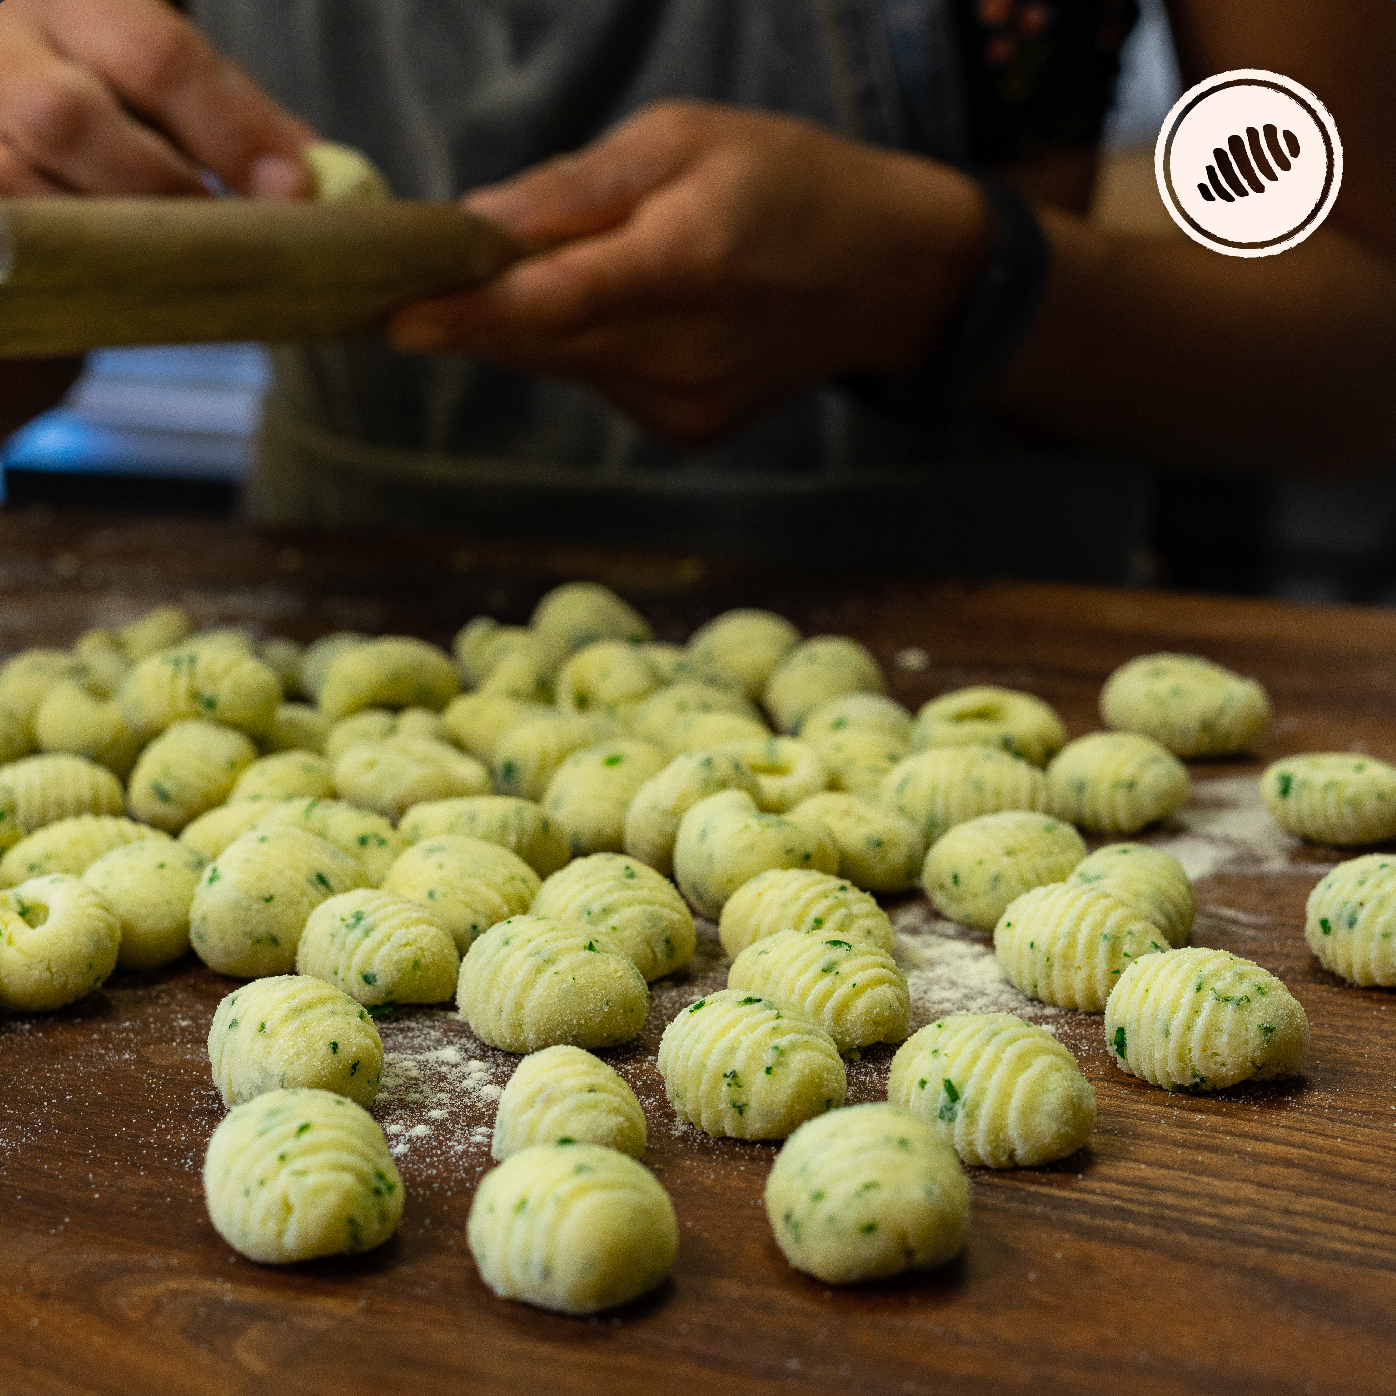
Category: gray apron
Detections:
[{"x1": 191, "y1": 0, "x2": 1150, "y2": 579}]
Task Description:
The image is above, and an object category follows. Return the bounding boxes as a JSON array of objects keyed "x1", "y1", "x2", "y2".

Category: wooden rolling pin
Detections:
[{"x1": 0, "y1": 197, "x2": 532, "y2": 357}]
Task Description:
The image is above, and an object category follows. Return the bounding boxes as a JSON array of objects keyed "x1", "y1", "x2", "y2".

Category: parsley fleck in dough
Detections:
[
  {"x1": 657, "y1": 988, "x2": 846, "y2": 1139},
  {"x1": 491, "y1": 713, "x2": 614, "y2": 801},
  {"x1": 332, "y1": 736, "x2": 490, "y2": 821},
  {"x1": 34, "y1": 677, "x2": 140, "y2": 777},
  {"x1": 246, "y1": 798, "x2": 405, "y2": 885},
  {"x1": 230, "y1": 752, "x2": 334, "y2": 804},
  {"x1": 457, "y1": 914, "x2": 649, "y2": 1053},
  {"x1": 208, "y1": 975, "x2": 383, "y2": 1106},
  {"x1": 763, "y1": 636, "x2": 886, "y2": 734},
  {"x1": 189, "y1": 827, "x2": 367, "y2": 978},
  {"x1": 0, "y1": 752, "x2": 126, "y2": 834},
  {"x1": 383, "y1": 835, "x2": 539, "y2": 954},
  {"x1": 298, "y1": 889, "x2": 459, "y2": 1007},
  {"x1": 318, "y1": 636, "x2": 460, "y2": 721},
  {"x1": 994, "y1": 882, "x2": 1170, "y2": 1011},
  {"x1": 1260, "y1": 753, "x2": 1396, "y2": 846},
  {"x1": 533, "y1": 852, "x2": 695, "y2": 982},
  {"x1": 687, "y1": 608, "x2": 802, "y2": 700},
  {"x1": 1304, "y1": 854, "x2": 1396, "y2": 986},
  {"x1": 128, "y1": 720, "x2": 258, "y2": 833},
  {"x1": 1066, "y1": 843, "x2": 1194, "y2": 946},
  {"x1": 880, "y1": 746, "x2": 1050, "y2": 844},
  {"x1": 530, "y1": 581, "x2": 652, "y2": 658},
  {"x1": 889, "y1": 1014, "x2": 1096, "y2": 1167},
  {"x1": 83, "y1": 838, "x2": 206, "y2": 970},
  {"x1": 912, "y1": 686, "x2": 1067, "y2": 768},
  {"x1": 468, "y1": 1144, "x2": 677, "y2": 1315},
  {"x1": 718, "y1": 868, "x2": 895, "y2": 958},
  {"x1": 398, "y1": 794, "x2": 569, "y2": 877},
  {"x1": 1104, "y1": 947, "x2": 1309, "y2": 1091},
  {"x1": 1046, "y1": 732, "x2": 1189, "y2": 836},
  {"x1": 717, "y1": 736, "x2": 830, "y2": 813},
  {"x1": 622, "y1": 750, "x2": 760, "y2": 877},
  {"x1": 923, "y1": 811, "x2": 1087, "y2": 932},
  {"x1": 764, "y1": 1103, "x2": 968, "y2": 1284},
  {"x1": 554, "y1": 640, "x2": 664, "y2": 722},
  {"x1": 303, "y1": 140, "x2": 391, "y2": 201},
  {"x1": 542, "y1": 739, "x2": 668, "y2": 856},
  {"x1": 788, "y1": 792, "x2": 924, "y2": 893},
  {"x1": 203, "y1": 1088, "x2": 403, "y2": 1264},
  {"x1": 116, "y1": 639, "x2": 280, "y2": 741},
  {"x1": 0, "y1": 814, "x2": 168, "y2": 888},
  {"x1": 727, "y1": 928, "x2": 909, "y2": 1054},
  {"x1": 672, "y1": 789, "x2": 838, "y2": 921},
  {"x1": 0, "y1": 874, "x2": 121, "y2": 1011},
  {"x1": 1100, "y1": 653, "x2": 1270, "y2": 758},
  {"x1": 491, "y1": 1045, "x2": 646, "y2": 1160}
]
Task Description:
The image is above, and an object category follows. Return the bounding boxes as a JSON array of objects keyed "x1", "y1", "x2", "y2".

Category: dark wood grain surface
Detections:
[{"x1": 1, "y1": 509, "x2": 1393, "y2": 1396}]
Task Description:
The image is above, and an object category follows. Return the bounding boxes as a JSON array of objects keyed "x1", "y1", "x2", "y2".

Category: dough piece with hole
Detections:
[
  {"x1": 0, "y1": 873, "x2": 121, "y2": 1011},
  {"x1": 913, "y1": 686, "x2": 1066, "y2": 768}
]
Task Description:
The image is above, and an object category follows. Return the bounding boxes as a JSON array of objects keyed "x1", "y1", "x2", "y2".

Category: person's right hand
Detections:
[{"x1": 0, "y1": 0, "x2": 316, "y2": 196}]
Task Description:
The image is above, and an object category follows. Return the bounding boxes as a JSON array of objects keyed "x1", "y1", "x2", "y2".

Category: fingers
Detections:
[{"x1": 0, "y1": 137, "x2": 71, "y2": 195}]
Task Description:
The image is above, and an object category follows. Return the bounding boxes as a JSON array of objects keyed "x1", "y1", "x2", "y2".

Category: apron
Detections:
[{"x1": 190, "y1": 0, "x2": 1150, "y2": 580}]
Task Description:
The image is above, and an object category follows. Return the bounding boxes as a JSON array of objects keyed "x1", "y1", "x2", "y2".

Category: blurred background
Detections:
[{"x1": 5, "y1": 0, "x2": 1393, "y2": 601}]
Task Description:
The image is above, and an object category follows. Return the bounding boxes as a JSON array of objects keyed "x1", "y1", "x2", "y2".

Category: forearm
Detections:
[
  {"x1": 0, "y1": 357, "x2": 81, "y2": 438},
  {"x1": 996, "y1": 211, "x2": 1396, "y2": 469}
]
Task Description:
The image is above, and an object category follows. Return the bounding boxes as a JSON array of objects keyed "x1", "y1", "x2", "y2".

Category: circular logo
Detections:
[{"x1": 1155, "y1": 69, "x2": 1342, "y2": 258}]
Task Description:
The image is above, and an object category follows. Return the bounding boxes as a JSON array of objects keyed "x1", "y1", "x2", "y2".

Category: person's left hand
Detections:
[{"x1": 389, "y1": 101, "x2": 988, "y2": 446}]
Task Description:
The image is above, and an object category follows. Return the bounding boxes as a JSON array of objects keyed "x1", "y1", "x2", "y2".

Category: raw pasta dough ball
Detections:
[
  {"x1": 811, "y1": 729, "x2": 909, "y2": 797},
  {"x1": 1100, "y1": 652, "x2": 1270, "y2": 758},
  {"x1": 888, "y1": 1014, "x2": 1096, "y2": 1167},
  {"x1": 0, "y1": 874, "x2": 121, "y2": 1011},
  {"x1": 687, "y1": 608, "x2": 801, "y2": 700},
  {"x1": 113, "y1": 604, "x2": 192, "y2": 660},
  {"x1": 1067, "y1": 842, "x2": 1194, "y2": 947},
  {"x1": 880, "y1": 746, "x2": 1049, "y2": 844},
  {"x1": 0, "y1": 813, "x2": 167, "y2": 887},
  {"x1": 128, "y1": 720, "x2": 258, "y2": 832},
  {"x1": 0, "y1": 649, "x2": 84, "y2": 725},
  {"x1": 468, "y1": 1144, "x2": 677, "y2": 1315},
  {"x1": 84, "y1": 838, "x2": 206, "y2": 970},
  {"x1": 799, "y1": 692, "x2": 914, "y2": 749},
  {"x1": 230, "y1": 751, "x2": 334, "y2": 803},
  {"x1": 0, "y1": 788, "x2": 17, "y2": 855},
  {"x1": 491, "y1": 1045, "x2": 646, "y2": 1160},
  {"x1": 248, "y1": 798, "x2": 405, "y2": 885},
  {"x1": 303, "y1": 140, "x2": 391, "y2": 201},
  {"x1": 727, "y1": 929, "x2": 909, "y2": 1054},
  {"x1": 672, "y1": 789, "x2": 838, "y2": 921},
  {"x1": 532, "y1": 852, "x2": 696, "y2": 982},
  {"x1": 318, "y1": 637, "x2": 460, "y2": 720},
  {"x1": 765, "y1": 1103, "x2": 968, "y2": 1284},
  {"x1": 717, "y1": 736, "x2": 829, "y2": 813},
  {"x1": 117, "y1": 641, "x2": 280, "y2": 740},
  {"x1": 994, "y1": 883, "x2": 1171, "y2": 1011},
  {"x1": 1105, "y1": 947, "x2": 1309, "y2": 1091},
  {"x1": 203, "y1": 1088, "x2": 403, "y2": 1264},
  {"x1": 924, "y1": 811, "x2": 1086, "y2": 932},
  {"x1": 542, "y1": 739, "x2": 668, "y2": 857},
  {"x1": 1047, "y1": 732, "x2": 1189, "y2": 836},
  {"x1": 622, "y1": 750, "x2": 760, "y2": 877},
  {"x1": 455, "y1": 618, "x2": 561, "y2": 691},
  {"x1": 457, "y1": 914, "x2": 649, "y2": 1053},
  {"x1": 323, "y1": 706, "x2": 447, "y2": 763},
  {"x1": 297, "y1": 889, "x2": 459, "y2": 1007},
  {"x1": 789, "y1": 792, "x2": 924, "y2": 893},
  {"x1": 34, "y1": 678, "x2": 140, "y2": 777},
  {"x1": 332, "y1": 736, "x2": 490, "y2": 820},
  {"x1": 180, "y1": 798, "x2": 288, "y2": 861},
  {"x1": 258, "y1": 637, "x2": 304, "y2": 695},
  {"x1": 718, "y1": 868, "x2": 895, "y2": 958},
  {"x1": 208, "y1": 975, "x2": 383, "y2": 1106},
  {"x1": 529, "y1": 581, "x2": 652, "y2": 656},
  {"x1": 763, "y1": 636, "x2": 885, "y2": 734},
  {"x1": 189, "y1": 827, "x2": 367, "y2": 978},
  {"x1": 0, "y1": 707, "x2": 32, "y2": 768},
  {"x1": 492, "y1": 713, "x2": 612, "y2": 801},
  {"x1": 398, "y1": 795, "x2": 569, "y2": 877},
  {"x1": 912, "y1": 686, "x2": 1067, "y2": 768},
  {"x1": 0, "y1": 752, "x2": 125, "y2": 835},
  {"x1": 299, "y1": 632, "x2": 369, "y2": 703},
  {"x1": 383, "y1": 835, "x2": 539, "y2": 953},
  {"x1": 554, "y1": 640, "x2": 663, "y2": 721},
  {"x1": 442, "y1": 694, "x2": 550, "y2": 764},
  {"x1": 1260, "y1": 753, "x2": 1396, "y2": 846},
  {"x1": 630, "y1": 682, "x2": 758, "y2": 747},
  {"x1": 657, "y1": 989, "x2": 846, "y2": 1139},
  {"x1": 264, "y1": 702, "x2": 332, "y2": 755},
  {"x1": 663, "y1": 709, "x2": 770, "y2": 754},
  {"x1": 1304, "y1": 854, "x2": 1396, "y2": 986}
]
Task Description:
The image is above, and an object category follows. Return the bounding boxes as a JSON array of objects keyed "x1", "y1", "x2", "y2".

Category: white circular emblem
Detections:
[{"x1": 1155, "y1": 69, "x2": 1342, "y2": 258}]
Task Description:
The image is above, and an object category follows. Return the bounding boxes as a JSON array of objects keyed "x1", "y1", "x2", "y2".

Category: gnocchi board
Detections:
[{"x1": 0, "y1": 509, "x2": 1393, "y2": 1396}]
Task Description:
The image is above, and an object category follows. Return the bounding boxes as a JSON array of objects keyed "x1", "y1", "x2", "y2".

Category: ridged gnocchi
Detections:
[
  {"x1": 491, "y1": 1045, "x2": 646, "y2": 1160},
  {"x1": 116, "y1": 640, "x2": 280, "y2": 740},
  {"x1": 127, "y1": 720, "x2": 258, "y2": 832},
  {"x1": 787, "y1": 792, "x2": 923, "y2": 893},
  {"x1": 0, "y1": 813, "x2": 167, "y2": 888},
  {"x1": 246, "y1": 798, "x2": 405, "y2": 885},
  {"x1": 1100, "y1": 653, "x2": 1270, "y2": 758},
  {"x1": 332, "y1": 736, "x2": 490, "y2": 820},
  {"x1": 0, "y1": 752, "x2": 125, "y2": 834},
  {"x1": 622, "y1": 750, "x2": 760, "y2": 877},
  {"x1": 542, "y1": 739, "x2": 668, "y2": 856},
  {"x1": 398, "y1": 794, "x2": 569, "y2": 878},
  {"x1": 1260, "y1": 753, "x2": 1396, "y2": 846},
  {"x1": 687, "y1": 608, "x2": 801, "y2": 699},
  {"x1": 1047, "y1": 732, "x2": 1189, "y2": 836},
  {"x1": 492, "y1": 713, "x2": 613, "y2": 801},
  {"x1": 763, "y1": 636, "x2": 885, "y2": 734},
  {"x1": 1304, "y1": 854, "x2": 1396, "y2": 986},
  {"x1": 1066, "y1": 842, "x2": 1194, "y2": 946},
  {"x1": 717, "y1": 868, "x2": 895, "y2": 958},
  {"x1": 318, "y1": 636, "x2": 460, "y2": 720},
  {"x1": 554, "y1": 640, "x2": 663, "y2": 721},
  {"x1": 33, "y1": 678, "x2": 140, "y2": 777},
  {"x1": 880, "y1": 746, "x2": 1049, "y2": 844},
  {"x1": 229, "y1": 751, "x2": 334, "y2": 804}
]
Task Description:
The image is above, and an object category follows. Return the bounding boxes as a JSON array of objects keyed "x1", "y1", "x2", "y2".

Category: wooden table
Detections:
[{"x1": 2, "y1": 509, "x2": 1394, "y2": 1396}]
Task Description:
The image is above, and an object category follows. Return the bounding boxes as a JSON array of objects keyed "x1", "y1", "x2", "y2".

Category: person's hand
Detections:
[
  {"x1": 390, "y1": 102, "x2": 989, "y2": 446},
  {"x1": 0, "y1": 0, "x2": 315, "y2": 196}
]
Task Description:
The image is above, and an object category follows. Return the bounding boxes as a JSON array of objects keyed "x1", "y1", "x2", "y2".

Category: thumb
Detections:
[{"x1": 463, "y1": 101, "x2": 705, "y2": 241}]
